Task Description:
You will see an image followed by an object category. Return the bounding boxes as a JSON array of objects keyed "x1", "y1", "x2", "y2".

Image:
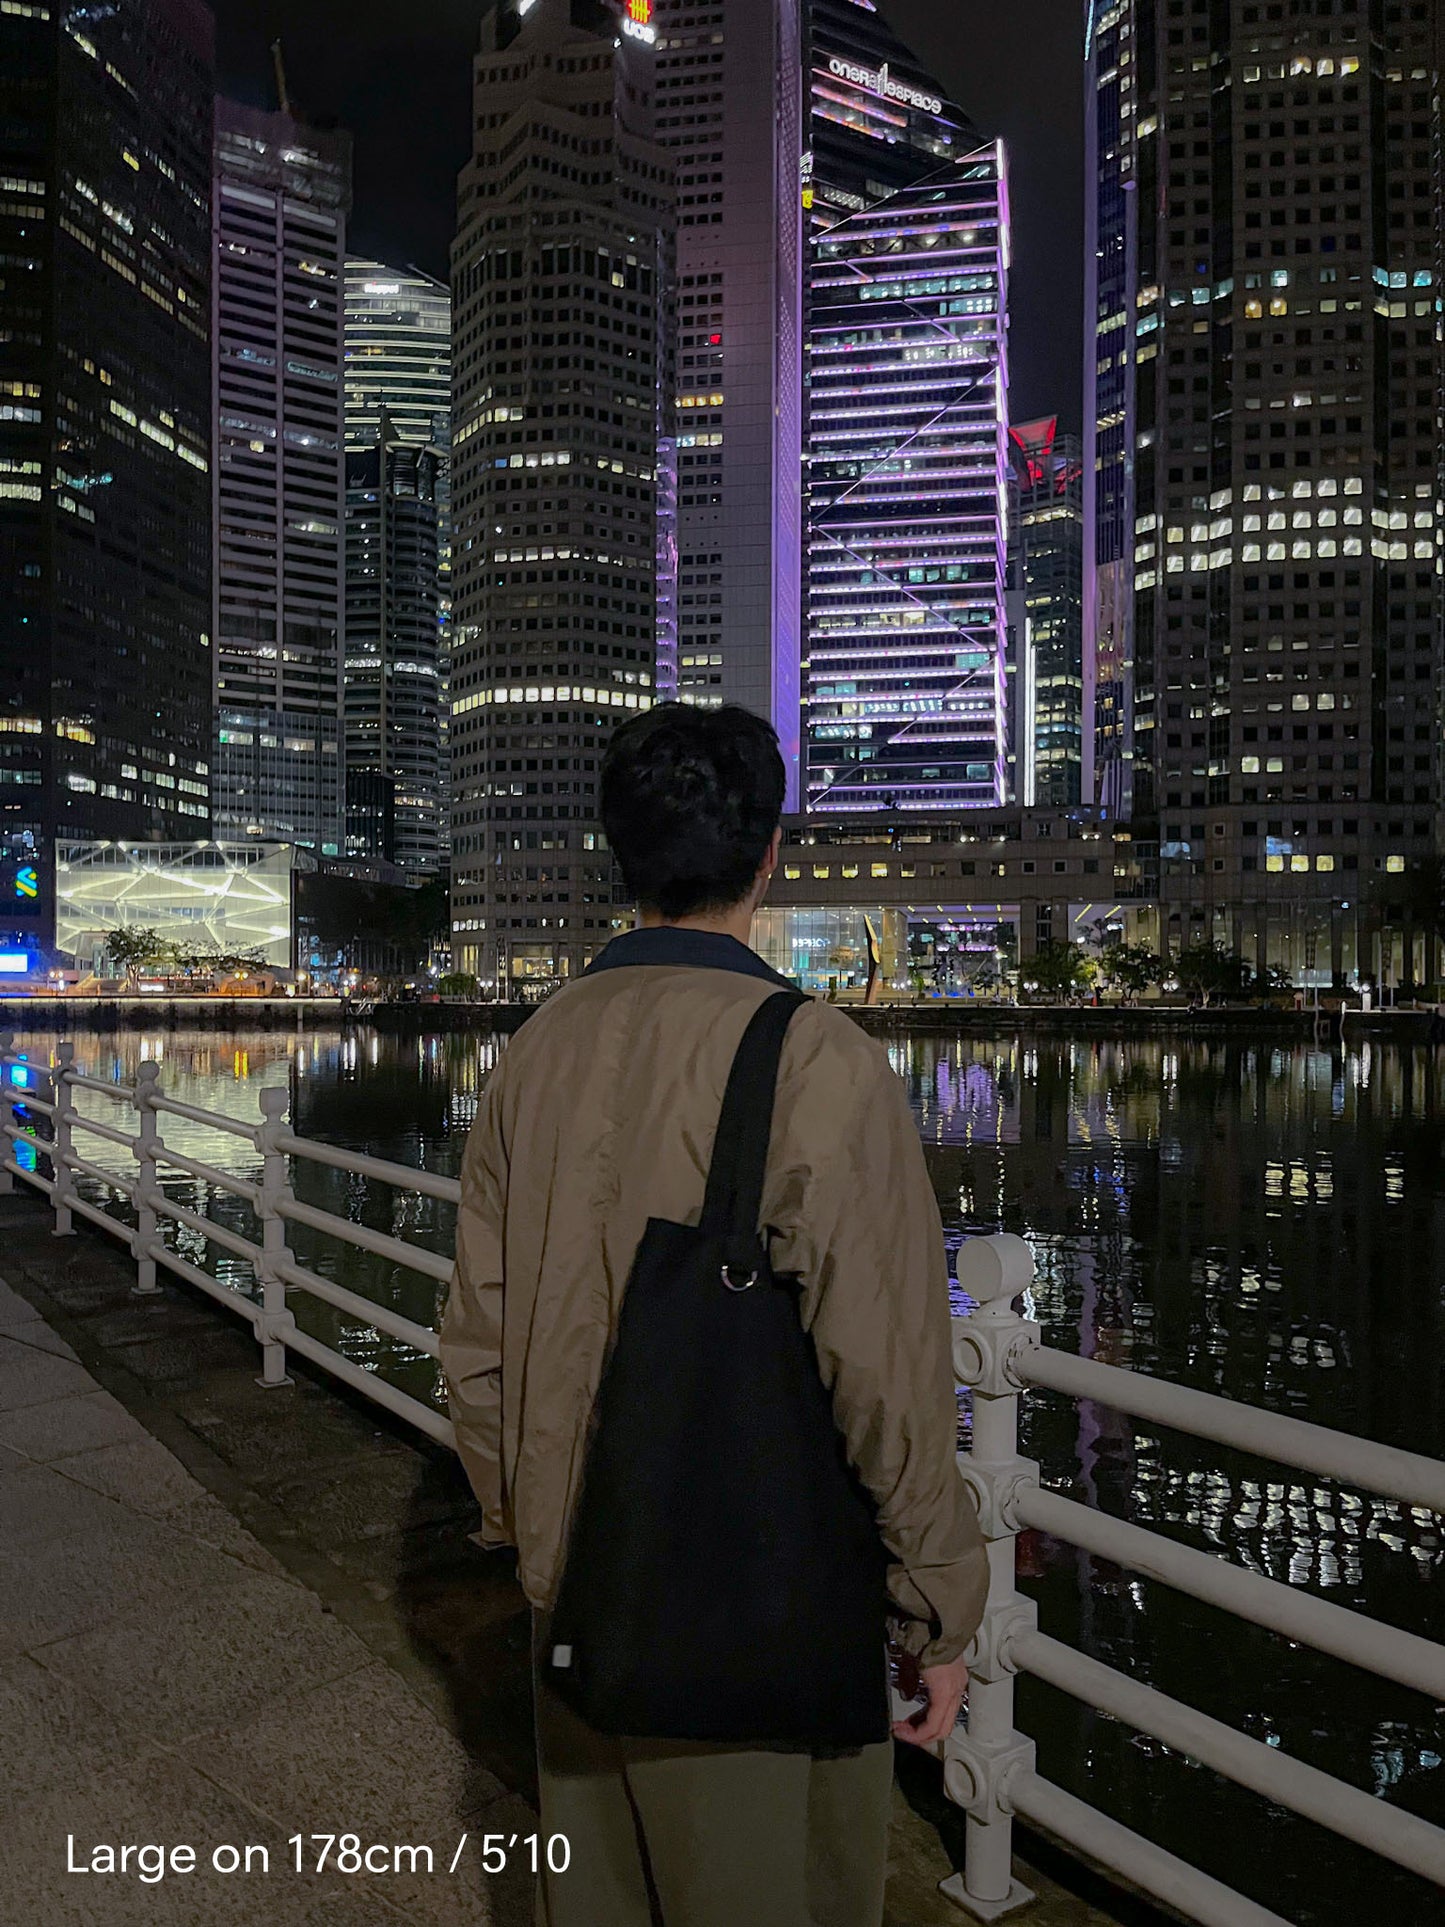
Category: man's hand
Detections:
[{"x1": 892, "y1": 1654, "x2": 969, "y2": 1748}]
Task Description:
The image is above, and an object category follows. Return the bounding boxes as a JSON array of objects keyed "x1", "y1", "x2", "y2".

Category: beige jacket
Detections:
[{"x1": 440, "y1": 930, "x2": 987, "y2": 1669}]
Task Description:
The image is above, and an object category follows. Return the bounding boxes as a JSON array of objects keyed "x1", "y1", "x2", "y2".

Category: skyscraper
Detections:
[
  {"x1": 344, "y1": 428, "x2": 443, "y2": 870},
  {"x1": 449, "y1": 0, "x2": 672, "y2": 992},
  {"x1": 0, "y1": 0, "x2": 215, "y2": 956},
  {"x1": 212, "y1": 100, "x2": 350, "y2": 855},
  {"x1": 806, "y1": 0, "x2": 1011, "y2": 816},
  {"x1": 1009, "y1": 418, "x2": 1086, "y2": 808},
  {"x1": 1085, "y1": 1, "x2": 1444, "y2": 985},
  {"x1": 343, "y1": 261, "x2": 451, "y2": 873},
  {"x1": 344, "y1": 262, "x2": 452, "y2": 452},
  {"x1": 653, "y1": 0, "x2": 806, "y2": 804}
]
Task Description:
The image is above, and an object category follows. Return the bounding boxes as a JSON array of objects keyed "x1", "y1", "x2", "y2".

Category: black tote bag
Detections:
[{"x1": 546, "y1": 989, "x2": 889, "y2": 1750}]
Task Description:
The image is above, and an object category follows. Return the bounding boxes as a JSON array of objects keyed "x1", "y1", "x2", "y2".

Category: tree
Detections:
[
  {"x1": 103, "y1": 927, "x2": 173, "y2": 989},
  {"x1": 438, "y1": 971, "x2": 479, "y2": 999},
  {"x1": 1254, "y1": 961, "x2": 1294, "y2": 996},
  {"x1": 1024, "y1": 940, "x2": 1091, "y2": 1000},
  {"x1": 172, "y1": 942, "x2": 268, "y2": 979},
  {"x1": 1102, "y1": 942, "x2": 1163, "y2": 998},
  {"x1": 1174, "y1": 940, "x2": 1250, "y2": 1006}
]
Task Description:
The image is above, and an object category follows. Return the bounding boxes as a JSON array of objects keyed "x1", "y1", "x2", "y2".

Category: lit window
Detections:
[
  {"x1": 1385, "y1": 855, "x2": 1405, "y2": 874},
  {"x1": 870, "y1": 862, "x2": 889, "y2": 879},
  {"x1": 1266, "y1": 855, "x2": 1285, "y2": 873},
  {"x1": 1316, "y1": 855, "x2": 1335, "y2": 873}
]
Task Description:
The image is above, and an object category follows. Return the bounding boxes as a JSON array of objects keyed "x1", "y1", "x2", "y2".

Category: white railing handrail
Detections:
[
  {"x1": 1016, "y1": 1482, "x2": 1445, "y2": 1703},
  {"x1": 0, "y1": 1036, "x2": 453, "y2": 1449},
  {"x1": 275, "y1": 1129, "x2": 462, "y2": 1206},
  {"x1": 1019, "y1": 1342, "x2": 1445, "y2": 1518},
  {"x1": 945, "y1": 1230, "x2": 1445, "y2": 1923},
  {"x1": 1014, "y1": 1627, "x2": 1445, "y2": 1887}
]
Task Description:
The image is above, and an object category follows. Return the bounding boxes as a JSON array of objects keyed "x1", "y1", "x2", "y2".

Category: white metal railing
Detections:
[
  {"x1": 0, "y1": 1035, "x2": 458, "y2": 1449},
  {"x1": 943, "y1": 1232, "x2": 1445, "y2": 1925},
  {"x1": 4, "y1": 1040, "x2": 1443, "y2": 1921}
]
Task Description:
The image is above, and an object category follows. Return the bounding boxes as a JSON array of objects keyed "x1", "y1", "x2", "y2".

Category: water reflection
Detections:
[
  {"x1": 903, "y1": 1032, "x2": 1444, "y2": 1922},
  {"x1": 5, "y1": 1024, "x2": 1442, "y2": 1920}
]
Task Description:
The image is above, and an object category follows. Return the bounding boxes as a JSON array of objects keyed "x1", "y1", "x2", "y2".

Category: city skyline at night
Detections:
[{"x1": 1, "y1": 0, "x2": 1442, "y2": 998}]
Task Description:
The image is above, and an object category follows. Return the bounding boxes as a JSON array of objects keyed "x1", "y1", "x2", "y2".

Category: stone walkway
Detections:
[
  {"x1": 0, "y1": 1271, "x2": 535, "y2": 1926},
  {"x1": 0, "y1": 1195, "x2": 1129, "y2": 1927}
]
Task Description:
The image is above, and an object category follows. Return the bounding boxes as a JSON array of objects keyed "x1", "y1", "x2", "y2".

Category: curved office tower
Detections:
[
  {"x1": 343, "y1": 263, "x2": 452, "y2": 873},
  {"x1": 343, "y1": 428, "x2": 444, "y2": 872},
  {"x1": 806, "y1": 0, "x2": 1011, "y2": 816}
]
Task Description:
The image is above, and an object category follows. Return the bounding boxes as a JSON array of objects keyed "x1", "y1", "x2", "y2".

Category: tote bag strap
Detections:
[{"x1": 699, "y1": 989, "x2": 808, "y2": 1270}]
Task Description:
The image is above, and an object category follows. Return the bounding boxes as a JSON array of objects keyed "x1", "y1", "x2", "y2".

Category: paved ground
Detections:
[
  {"x1": 0, "y1": 1190, "x2": 1136, "y2": 1927},
  {"x1": 0, "y1": 1270, "x2": 538, "y2": 1926}
]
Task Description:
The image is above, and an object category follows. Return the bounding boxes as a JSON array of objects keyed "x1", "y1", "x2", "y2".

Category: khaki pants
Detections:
[{"x1": 533, "y1": 1645, "x2": 893, "y2": 1927}]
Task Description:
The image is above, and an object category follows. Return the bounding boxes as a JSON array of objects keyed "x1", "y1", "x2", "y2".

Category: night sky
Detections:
[{"x1": 214, "y1": 0, "x2": 1084, "y2": 429}]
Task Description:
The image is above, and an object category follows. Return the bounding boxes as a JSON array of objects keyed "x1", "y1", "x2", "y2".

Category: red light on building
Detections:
[
  {"x1": 708, "y1": 332, "x2": 721, "y2": 345},
  {"x1": 618, "y1": 0, "x2": 656, "y2": 42}
]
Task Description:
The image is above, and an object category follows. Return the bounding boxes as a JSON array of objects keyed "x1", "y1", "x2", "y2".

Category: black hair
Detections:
[{"x1": 599, "y1": 703, "x2": 786, "y2": 920}]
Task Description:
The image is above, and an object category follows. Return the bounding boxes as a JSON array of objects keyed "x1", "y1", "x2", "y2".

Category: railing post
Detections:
[
  {"x1": 131, "y1": 1060, "x2": 162, "y2": 1296},
  {"x1": 254, "y1": 1087, "x2": 295, "y2": 1388},
  {"x1": 50, "y1": 1042, "x2": 77, "y2": 1238},
  {"x1": 940, "y1": 1233, "x2": 1042, "y2": 1921},
  {"x1": 0, "y1": 1032, "x2": 14, "y2": 1193}
]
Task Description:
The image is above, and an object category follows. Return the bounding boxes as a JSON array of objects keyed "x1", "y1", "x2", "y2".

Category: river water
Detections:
[{"x1": 6, "y1": 1022, "x2": 1442, "y2": 1924}]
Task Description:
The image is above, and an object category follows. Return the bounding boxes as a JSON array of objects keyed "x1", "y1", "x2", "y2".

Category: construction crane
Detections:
[{"x1": 270, "y1": 40, "x2": 291, "y2": 116}]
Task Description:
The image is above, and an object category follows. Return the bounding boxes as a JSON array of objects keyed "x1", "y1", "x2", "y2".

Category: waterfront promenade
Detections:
[{"x1": 0, "y1": 1194, "x2": 1117, "y2": 1927}]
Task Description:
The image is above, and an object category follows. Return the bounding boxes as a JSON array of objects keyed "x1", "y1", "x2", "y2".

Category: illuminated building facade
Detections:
[
  {"x1": 653, "y1": 0, "x2": 806, "y2": 806},
  {"x1": 1086, "y1": 1, "x2": 1445, "y2": 986},
  {"x1": 212, "y1": 101, "x2": 351, "y2": 856},
  {"x1": 344, "y1": 262, "x2": 452, "y2": 452},
  {"x1": 806, "y1": 0, "x2": 1011, "y2": 816},
  {"x1": 343, "y1": 262, "x2": 451, "y2": 871},
  {"x1": 449, "y1": 0, "x2": 672, "y2": 989},
  {"x1": 0, "y1": 0, "x2": 215, "y2": 956},
  {"x1": 55, "y1": 841, "x2": 296, "y2": 972},
  {"x1": 1084, "y1": 0, "x2": 1139, "y2": 817},
  {"x1": 1009, "y1": 418, "x2": 1086, "y2": 807}
]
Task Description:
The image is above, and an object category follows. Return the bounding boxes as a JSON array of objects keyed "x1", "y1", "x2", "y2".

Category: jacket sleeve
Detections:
[
  {"x1": 772, "y1": 1045, "x2": 988, "y2": 1670},
  {"x1": 440, "y1": 1069, "x2": 512, "y2": 1547}
]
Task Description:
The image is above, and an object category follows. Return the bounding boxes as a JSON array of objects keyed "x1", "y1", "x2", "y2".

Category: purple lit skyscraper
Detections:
[{"x1": 806, "y1": 0, "x2": 1011, "y2": 815}]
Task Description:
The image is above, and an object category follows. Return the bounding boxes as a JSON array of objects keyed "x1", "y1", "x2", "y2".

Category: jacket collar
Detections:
[{"x1": 584, "y1": 925, "x2": 795, "y2": 987}]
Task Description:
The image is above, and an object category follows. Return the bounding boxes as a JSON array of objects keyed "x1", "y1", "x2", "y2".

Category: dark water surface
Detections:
[{"x1": 7, "y1": 1024, "x2": 1443, "y2": 1924}]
